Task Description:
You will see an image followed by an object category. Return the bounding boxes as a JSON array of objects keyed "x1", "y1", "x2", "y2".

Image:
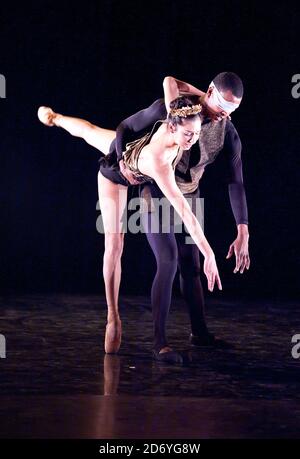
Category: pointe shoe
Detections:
[
  {"x1": 37, "y1": 106, "x2": 56, "y2": 126},
  {"x1": 104, "y1": 320, "x2": 122, "y2": 354}
]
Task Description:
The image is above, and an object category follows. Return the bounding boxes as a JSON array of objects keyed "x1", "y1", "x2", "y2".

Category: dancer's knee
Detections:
[
  {"x1": 104, "y1": 233, "x2": 124, "y2": 259},
  {"x1": 155, "y1": 245, "x2": 177, "y2": 270}
]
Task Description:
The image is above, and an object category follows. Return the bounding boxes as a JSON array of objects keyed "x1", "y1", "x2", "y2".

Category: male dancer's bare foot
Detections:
[
  {"x1": 37, "y1": 106, "x2": 58, "y2": 126},
  {"x1": 105, "y1": 318, "x2": 122, "y2": 354}
]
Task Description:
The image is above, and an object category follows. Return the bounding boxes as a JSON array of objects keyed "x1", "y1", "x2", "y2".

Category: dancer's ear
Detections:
[
  {"x1": 206, "y1": 86, "x2": 214, "y2": 99},
  {"x1": 169, "y1": 122, "x2": 177, "y2": 133}
]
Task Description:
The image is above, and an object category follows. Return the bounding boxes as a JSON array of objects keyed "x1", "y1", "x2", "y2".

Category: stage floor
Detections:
[{"x1": 0, "y1": 294, "x2": 299, "y2": 438}]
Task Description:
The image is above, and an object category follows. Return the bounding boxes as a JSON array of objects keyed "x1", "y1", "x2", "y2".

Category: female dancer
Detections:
[{"x1": 37, "y1": 96, "x2": 222, "y2": 360}]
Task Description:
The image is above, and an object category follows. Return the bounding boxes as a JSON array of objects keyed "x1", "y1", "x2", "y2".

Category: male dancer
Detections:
[{"x1": 114, "y1": 72, "x2": 250, "y2": 363}]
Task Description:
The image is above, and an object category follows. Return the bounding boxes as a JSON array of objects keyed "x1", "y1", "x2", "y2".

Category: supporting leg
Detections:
[
  {"x1": 141, "y1": 211, "x2": 178, "y2": 353},
  {"x1": 98, "y1": 171, "x2": 128, "y2": 353}
]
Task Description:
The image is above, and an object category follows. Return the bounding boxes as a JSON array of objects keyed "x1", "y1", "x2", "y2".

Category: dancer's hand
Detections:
[
  {"x1": 226, "y1": 235, "x2": 250, "y2": 273},
  {"x1": 203, "y1": 253, "x2": 222, "y2": 292},
  {"x1": 37, "y1": 106, "x2": 56, "y2": 126},
  {"x1": 119, "y1": 159, "x2": 141, "y2": 185},
  {"x1": 212, "y1": 111, "x2": 231, "y2": 123}
]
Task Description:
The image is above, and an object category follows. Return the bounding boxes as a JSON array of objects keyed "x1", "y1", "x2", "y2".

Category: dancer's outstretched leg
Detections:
[
  {"x1": 98, "y1": 171, "x2": 127, "y2": 354},
  {"x1": 37, "y1": 106, "x2": 116, "y2": 155}
]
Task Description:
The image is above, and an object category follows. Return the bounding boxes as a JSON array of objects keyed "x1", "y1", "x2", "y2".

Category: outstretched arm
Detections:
[
  {"x1": 223, "y1": 124, "x2": 250, "y2": 273},
  {"x1": 150, "y1": 163, "x2": 222, "y2": 292}
]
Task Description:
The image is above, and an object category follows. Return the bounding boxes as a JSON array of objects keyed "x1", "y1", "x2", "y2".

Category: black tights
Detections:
[{"x1": 141, "y1": 211, "x2": 209, "y2": 352}]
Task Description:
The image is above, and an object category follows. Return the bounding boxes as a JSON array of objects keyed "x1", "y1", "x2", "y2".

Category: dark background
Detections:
[{"x1": 1, "y1": 0, "x2": 299, "y2": 300}]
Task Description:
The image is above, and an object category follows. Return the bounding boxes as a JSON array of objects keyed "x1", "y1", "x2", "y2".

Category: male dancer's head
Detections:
[{"x1": 200, "y1": 72, "x2": 244, "y2": 121}]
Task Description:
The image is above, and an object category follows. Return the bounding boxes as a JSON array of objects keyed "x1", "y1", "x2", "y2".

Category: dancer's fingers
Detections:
[
  {"x1": 239, "y1": 256, "x2": 246, "y2": 273},
  {"x1": 210, "y1": 274, "x2": 218, "y2": 292},
  {"x1": 241, "y1": 255, "x2": 251, "y2": 272},
  {"x1": 226, "y1": 244, "x2": 234, "y2": 259},
  {"x1": 216, "y1": 274, "x2": 222, "y2": 290},
  {"x1": 208, "y1": 276, "x2": 214, "y2": 292},
  {"x1": 234, "y1": 252, "x2": 242, "y2": 273},
  {"x1": 246, "y1": 256, "x2": 251, "y2": 270},
  {"x1": 119, "y1": 160, "x2": 140, "y2": 185}
]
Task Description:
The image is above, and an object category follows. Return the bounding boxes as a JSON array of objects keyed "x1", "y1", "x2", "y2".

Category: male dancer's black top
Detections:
[{"x1": 104, "y1": 98, "x2": 248, "y2": 226}]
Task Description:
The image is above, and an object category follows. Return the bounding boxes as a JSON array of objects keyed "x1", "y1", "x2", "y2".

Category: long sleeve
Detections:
[
  {"x1": 223, "y1": 122, "x2": 249, "y2": 225},
  {"x1": 115, "y1": 98, "x2": 167, "y2": 161}
]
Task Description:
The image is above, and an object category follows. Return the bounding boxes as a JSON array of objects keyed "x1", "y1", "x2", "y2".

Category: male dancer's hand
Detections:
[
  {"x1": 226, "y1": 235, "x2": 250, "y2": 274},
  {"x1": 203, "y1": 254, "x2": 222, "y2": 292},
  {"x1": 119, "y1": 160, "x2": 141, "y2": 185}
]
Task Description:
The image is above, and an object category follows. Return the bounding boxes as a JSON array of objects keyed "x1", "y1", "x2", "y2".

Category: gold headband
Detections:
[{"x1": 169, "y1": 104, "x2": 202, "y2": 118}]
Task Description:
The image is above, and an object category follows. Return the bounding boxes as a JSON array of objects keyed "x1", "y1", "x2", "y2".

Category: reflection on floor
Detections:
[{"x1": 0, "y1": 294, "x2": 299, "y2": 438}]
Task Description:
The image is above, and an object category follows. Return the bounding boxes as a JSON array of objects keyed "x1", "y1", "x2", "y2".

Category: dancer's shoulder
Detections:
[
  {"x1": 225, "y1": 118, "x2": 240, "y2": 139},
  {"x1": 149, "y1": 98, "x2": 167, "y2": 113}
]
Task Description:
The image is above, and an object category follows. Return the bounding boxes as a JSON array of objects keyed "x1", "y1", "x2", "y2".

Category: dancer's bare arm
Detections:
[
  {"x1": 163, "y1": 77, "x2": 180, "y2": 112},
  {"x1": 149, "y1": 163, "x2": 222, "y2": 292},
  {"x1": 163, "y1": 76, "x2": 205, "y2": 101},
  {"x1": 224, "y1": 125, "x2": 250, "y2": 273}
]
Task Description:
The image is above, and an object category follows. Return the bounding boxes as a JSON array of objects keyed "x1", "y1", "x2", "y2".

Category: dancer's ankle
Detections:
[
  {"x1": 107, "y1": 312, "x2": 120, "y2": 324},
  {"x1": 53, "y1": 113, "x2": 63, "y2": 127}
]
